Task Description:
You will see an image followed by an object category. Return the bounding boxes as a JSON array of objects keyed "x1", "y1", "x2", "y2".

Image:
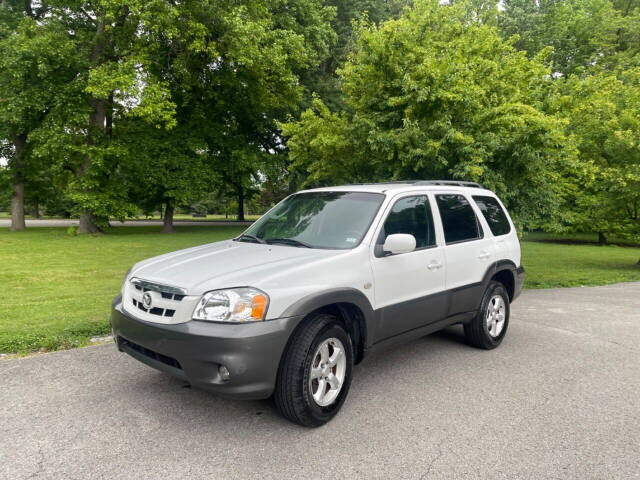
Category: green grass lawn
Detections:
[
  {"x1": 522, "y1": 241, "x2": 640, "y2": 288},
  {"x1": 1, "y1": 226, "x2": 639, "y2": 355},
  {"x1": 0, "y1": 226, "x2": 244, "y2": 354}
]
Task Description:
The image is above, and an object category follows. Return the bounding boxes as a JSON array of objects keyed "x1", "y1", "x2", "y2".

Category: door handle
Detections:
[
  {"x1": 478, "y1": 251, "x2": 490, "y2": 260},
  {"x1": 427, "y1": 260, "x2": 443, "y2": 270}
]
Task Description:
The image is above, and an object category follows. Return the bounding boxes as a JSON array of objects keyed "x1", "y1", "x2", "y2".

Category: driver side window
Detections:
[{"x1": 377, "y1": 195, "x2": 436, "y2": 251}]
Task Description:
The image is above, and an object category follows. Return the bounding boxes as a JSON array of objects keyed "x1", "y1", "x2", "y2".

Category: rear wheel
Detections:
[
  {"x1": 274, "y1": 314, "x2": 353, "y2": 427},
  {"x1": 464, "y1": 281, "x2": 510, "y2": 349}
]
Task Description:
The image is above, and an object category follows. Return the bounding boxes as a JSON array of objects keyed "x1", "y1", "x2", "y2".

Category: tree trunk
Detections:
[
  {"x1": 76, "y1": 97, "x2": 106, "y2": 234},
  {"x1": 236, "y1": 184, "x2": 245, "y2": 221},
  {"x1": 162, "y1": 202, "x2": 174, "y2": 233},
  {"x1": 33, "y1": 197, "x2": 40, "y2": 219},
  {"x1": 10, "y1": 134, "x2": 27, "y2": 231},
  {"x1": 106, "y1": 93, "x2": 113, "y2": 138},
  {"x1": 598, "y1": 232, "x2": 607, "y2": 245},
  {"x1": 76, "y1": 19, "x2": 106, "y2": 234},
  {"x1": 78, "y1": 212, "x2": 101, "y2": 234}
]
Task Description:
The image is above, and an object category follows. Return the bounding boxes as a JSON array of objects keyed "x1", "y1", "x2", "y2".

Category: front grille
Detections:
[
  {"x1": 119, "y1": 337, "x2": 182, "y2": 370},
  {"x1": 132, "y1": 298, "x2": 176, "y2": 318},
  {"x1": 124, "y1": 277, "x2": 193, "y2": 324},
  {"x1": 127, "y1": 278, "x2": 187, "y2": 321}
]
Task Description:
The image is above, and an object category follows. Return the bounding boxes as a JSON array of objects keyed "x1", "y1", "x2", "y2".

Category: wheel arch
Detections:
[
  {"x1": 486, "y1": 260, "x2": 517, "y2": 301},
  {"x1": 280, "y1": 288, "x2": 375, "y2": 364}
]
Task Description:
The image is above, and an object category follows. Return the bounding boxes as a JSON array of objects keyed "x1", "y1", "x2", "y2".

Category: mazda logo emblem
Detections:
[{"x1": 142, "y1": 292, "x2": 152, "y2": 308}]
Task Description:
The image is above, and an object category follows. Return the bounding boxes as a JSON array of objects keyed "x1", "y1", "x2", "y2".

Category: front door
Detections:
[{"x1": 370, "y1": 194, "x2": 447, "y2": 342}]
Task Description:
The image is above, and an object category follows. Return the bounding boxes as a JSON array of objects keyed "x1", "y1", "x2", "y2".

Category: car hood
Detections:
[{"x1": 130, "y1": 240, "x2": 341, "y2": 294}]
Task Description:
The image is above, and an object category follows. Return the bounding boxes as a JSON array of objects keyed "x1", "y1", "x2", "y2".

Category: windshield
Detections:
[{"x1": 239, "y1": 191, "x2": 385, "y2": 249}]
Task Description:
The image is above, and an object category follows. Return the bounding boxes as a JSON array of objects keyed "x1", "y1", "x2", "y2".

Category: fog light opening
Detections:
[{"x1": 219, "y1": 365, "x2": 231, "y2": 381}]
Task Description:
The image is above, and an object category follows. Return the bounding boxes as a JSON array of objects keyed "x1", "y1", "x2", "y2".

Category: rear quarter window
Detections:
[{"x1": 472, "y1": 195, "x2": 511, "y2": 236}]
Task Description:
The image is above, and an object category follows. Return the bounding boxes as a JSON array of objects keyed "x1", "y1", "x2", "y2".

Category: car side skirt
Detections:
[{"x1": 280, "y1": 260, "x2": 523, "y2": 360}]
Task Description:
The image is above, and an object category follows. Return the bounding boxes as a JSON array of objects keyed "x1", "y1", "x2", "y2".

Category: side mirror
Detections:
[{"x1": 383, "y1": 233, "x2": 416, "y2": 256}]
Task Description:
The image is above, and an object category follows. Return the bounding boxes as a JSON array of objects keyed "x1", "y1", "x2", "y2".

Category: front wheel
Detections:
[
  {"x1": 274, "y1": 314, "x2": 353, "y2": 427},
  {"x1": 464, "y1": 281, "x2": 510, "y2": 349}
]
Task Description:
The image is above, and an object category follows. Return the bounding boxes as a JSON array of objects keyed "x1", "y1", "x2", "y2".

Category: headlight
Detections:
[{"x1": 192, "y1": 288, "x2": 269, "y2": 323}]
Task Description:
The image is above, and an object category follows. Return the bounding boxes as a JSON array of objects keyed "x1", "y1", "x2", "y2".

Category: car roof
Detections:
[{"x1": 298, "y1": 181, "x2": 495, "y2": 196}]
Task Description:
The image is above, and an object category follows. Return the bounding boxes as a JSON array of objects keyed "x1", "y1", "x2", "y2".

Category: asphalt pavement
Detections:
[{"x1": 1, "y1": 283, "x2": 639, "y2": 479}]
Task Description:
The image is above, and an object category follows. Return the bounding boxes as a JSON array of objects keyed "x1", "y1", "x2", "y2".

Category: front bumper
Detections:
[
  {"x1": 110, "y1": 295, "x2": 302, "y2": 400},
  {"x1": 513, "y1": 266, "x2": 525, "y2": 301}
]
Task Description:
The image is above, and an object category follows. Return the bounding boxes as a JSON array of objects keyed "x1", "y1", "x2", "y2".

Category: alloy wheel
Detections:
[
  {"x1": 486, "y1": 295, "x2": 506, "y2": 338},
  {"x1": 309, "y1": 337, "x2": 347, "y2": 407}
]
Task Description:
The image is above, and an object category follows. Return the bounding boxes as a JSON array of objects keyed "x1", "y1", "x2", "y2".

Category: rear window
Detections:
[
  {"x1": 473, "y1": 196, "x2": 511, "y2": 236},
  {"x1": 436, "y1": 194, "x2": 482, "y2": 244}
]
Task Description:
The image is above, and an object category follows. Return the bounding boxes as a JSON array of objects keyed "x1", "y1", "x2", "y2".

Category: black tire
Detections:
[
  {"x1": 274, "y1": 313, "x2": 353, "y2": 427},
  {"x1": 464, "y1": 281, "x2": 510, "y2": 350}
]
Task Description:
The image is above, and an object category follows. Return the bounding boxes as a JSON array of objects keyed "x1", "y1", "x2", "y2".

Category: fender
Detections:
[
  {"x1": 494, "y1": 259, "x2": 518, "y2": 273},
  {"x1": 482, "y1": 259, "x2": 517, "y2": 282},
  {"x1": 480, "y1": 260, "x2": 523, "y2": 302},
  {"x1": 280, "y1": 288, "x2": 376, "y2": 351}
]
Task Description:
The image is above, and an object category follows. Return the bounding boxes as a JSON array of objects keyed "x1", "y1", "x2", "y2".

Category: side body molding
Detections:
[{"x1": 278, "y1": 260, "x2": 523, "y2": 362}]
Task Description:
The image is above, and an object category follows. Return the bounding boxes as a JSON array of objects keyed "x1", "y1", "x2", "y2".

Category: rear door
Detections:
[
  {"x1": 433, "y1": 192, "x2": 494, "y2": 316},
  {"x1": 370, "y1": 193, "x2": 447, "y2": 342},
  {"x1": 472, "y1": 194, "x2": 520, "y2": 266}
]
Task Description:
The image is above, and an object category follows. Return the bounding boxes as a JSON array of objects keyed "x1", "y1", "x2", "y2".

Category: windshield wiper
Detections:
[
  {"x1": 265, "y1": 237, "x2": 313, "y2": 248},
  {"x1": 235, "y1": 234, "x2": 266, "y2": 244}
]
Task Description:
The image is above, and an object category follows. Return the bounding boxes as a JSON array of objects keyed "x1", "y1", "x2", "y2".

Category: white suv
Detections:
[{"x1": 111, "y1": 181, "x2": 525, "y2": 426}]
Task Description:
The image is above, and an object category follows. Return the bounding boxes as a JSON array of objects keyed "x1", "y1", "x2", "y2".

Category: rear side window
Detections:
[
  {"x1": 380, "y1": 195, "x2": 436, "y2": 249},
  {"x1": 436, "y1": 194, "x2": 482, "y2": 244},
  {"x1": 473, "y1": 196, "x2": 511, "y2": 236}
]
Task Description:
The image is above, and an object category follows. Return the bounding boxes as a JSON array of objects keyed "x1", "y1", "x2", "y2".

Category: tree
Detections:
[
  {"x1": 300, "y1": 0, "x2": 410, "y2": 111},
  {"x1": 0, "y1": 1, "x2": 78, "y2": 230},
  {"x1": 499, "y1": 0, "x2": 623, "y2": 76},
  {"x1": 165, "y1": 0, "x2": 337, "y2": 221},
  {"x1": 3, "y1": 1, "x2": 183, "y2": 234},
  {"x1": 120, "y1": 121, "x2": 209, "y2": 232},
  {"x1": 282, "y1": 0, "x2": 575, "y2": 228},
  {"x1": 548, "y1": 69, "x2": 640, "y2": 243},
  {"x1": 62, "y1": 0, "x2": 180, "y2": 233},
  {"x1": 610, "y1": 0, "x2": 640, "y2": 69}
]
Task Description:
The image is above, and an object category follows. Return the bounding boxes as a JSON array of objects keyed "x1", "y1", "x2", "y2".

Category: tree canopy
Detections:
[
  {"x1": 282, "y1": 0, "x2": 575, "y2": 226},
  {"x1": 0, "y1": 0, "x2": 639, "y2": 244}
]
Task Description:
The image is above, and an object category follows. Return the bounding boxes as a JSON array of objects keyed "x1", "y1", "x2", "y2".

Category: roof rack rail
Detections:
[
  {"x1": 413, "y1": 180, "x2": 482, "y2": 188},
  {"x1": 342, "y1": 180, "x2": 483, "y2": 188},
  {"x1": 345, "y1": 180, "x2": 419, "y2": 185}
]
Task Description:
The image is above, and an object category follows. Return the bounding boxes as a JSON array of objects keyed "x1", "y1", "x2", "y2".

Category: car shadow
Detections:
[
  {"x1": 124, "y1": 324, "x2": 470, "y2": 429},
  {"x1": 428, "y1": 325, "x2": 468, "y2": 345}
]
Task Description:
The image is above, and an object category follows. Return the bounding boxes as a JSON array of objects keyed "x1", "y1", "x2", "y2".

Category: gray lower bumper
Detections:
[{"x1": 110, "y1": 296, "x2": 302, "y2": 400}]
